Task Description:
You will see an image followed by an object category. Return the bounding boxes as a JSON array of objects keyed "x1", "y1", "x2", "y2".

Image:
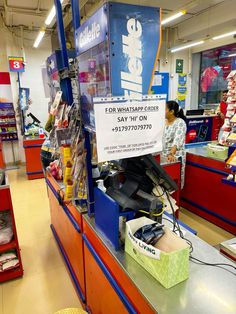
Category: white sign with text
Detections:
[{"x1": 94, "y1": 95, "x2": 166, "y2": 162}]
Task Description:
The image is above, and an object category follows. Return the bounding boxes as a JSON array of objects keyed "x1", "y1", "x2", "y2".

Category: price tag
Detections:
[{"x1": 8, "y1": 57, "x2": 25, "y2": 72}]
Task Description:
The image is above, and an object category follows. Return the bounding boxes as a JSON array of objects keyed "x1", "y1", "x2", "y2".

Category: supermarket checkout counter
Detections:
[
  {"x1": 46, "y1": 162, "x2": 236, "y2": 314},
  {"x1": 23, "y1": 135, "x2": 45, "y2": 180},
  {"x1": 82, "y1": 214, "x2": 236, "y2": 314},
  {"x1": 181, "y1": 142, "x2": 236, "y2": 235}
]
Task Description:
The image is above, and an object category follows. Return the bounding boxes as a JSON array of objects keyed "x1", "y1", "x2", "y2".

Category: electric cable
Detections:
[
  {"x1": 190, "y1": 256, "x2": 236, "y2": 271},
  {"x1": 162, "y1": 217, "x2": 175, "y2": 224},
  {"x1": 138, "y1": 208, "x2": 164, "y2": 217},
  {"x1": 164, "y1": 189, "x2": 235, "y2": 273}
]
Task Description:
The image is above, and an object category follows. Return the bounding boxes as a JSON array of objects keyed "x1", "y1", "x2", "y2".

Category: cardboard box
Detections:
[
  {"x1": 125, "y1": 217, "x2": 189, "y2": 289},
  {"x1": 207, "y1": 143, "x2": 228, "y2": 160}
]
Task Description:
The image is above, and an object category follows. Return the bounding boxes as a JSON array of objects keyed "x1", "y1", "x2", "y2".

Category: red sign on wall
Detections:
[{"x1": 8, "y1": 56, "x2": 25, "y2": 72}]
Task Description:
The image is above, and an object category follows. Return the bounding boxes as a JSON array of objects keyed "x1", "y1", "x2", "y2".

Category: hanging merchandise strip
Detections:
[{"x1": 94, "y1": 94, "x2": 166, "y2": 162}]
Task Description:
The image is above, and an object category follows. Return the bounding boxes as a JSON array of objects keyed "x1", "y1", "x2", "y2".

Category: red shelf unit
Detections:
[
  {"x1": 0, "y1": 174, "x2": 23, "y2": 282},
  {"x1": 0, "y1": 267, "x2": 23, "y2": 282},
  {"x1": 0, "y1": 240, "x2": 17, "y2": 254},
  {"x1": 0, "y1": 140, "x2": 5, "y2": 168}
]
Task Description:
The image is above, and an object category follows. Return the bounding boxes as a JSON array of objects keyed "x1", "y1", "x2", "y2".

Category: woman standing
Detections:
[{"x1": 163, "y1": 101, "x2": 187, "y2": 189}]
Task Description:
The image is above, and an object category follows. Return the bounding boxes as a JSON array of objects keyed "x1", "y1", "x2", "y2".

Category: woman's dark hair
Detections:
[{"x1": 166, "y1": 100, "x2": 186, "y2": 122}]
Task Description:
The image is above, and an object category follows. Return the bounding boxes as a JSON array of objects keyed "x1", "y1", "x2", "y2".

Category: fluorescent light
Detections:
[
  {"x1": 212, "y1": 30, "x2": 236, "y2": 40},
  {"x1": 161, "y1": 10, "x2": 186, "y2": 26},
  {"x1": 45, "y1": 6, "x2": 56, "y2": 25},
  {"x1": 45, "y1": 0, "x2": 64, "y2": 26},
  {"x1": 33, "y1": 29, "x2": 45, "y2": 48},
  {"x1": 170, "y1": 40, "x2": 204, "y2": 53},
  {"x1": 228, "y1": 53, "x2": 236, "y2": 57}
]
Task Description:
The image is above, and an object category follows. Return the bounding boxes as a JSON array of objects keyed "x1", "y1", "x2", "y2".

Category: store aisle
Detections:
[
  {"x1": 1, "y1": 167, "x2": 82, "y2": 314},
  {"x1": 179, "y1": 208, "x2": 234, "y2": 246}
]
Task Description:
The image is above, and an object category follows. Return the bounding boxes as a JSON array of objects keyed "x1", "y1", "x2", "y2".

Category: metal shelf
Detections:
[
  {"x1": 0, "y1": 114, "x2": 15, "y2": 117},
  {"x1": 1, "y1": 138, "x2": 18, "y2": 142},
  {"x1": 0, "y1": 123, "x2": 16, "y2": 126},
  {"x1": 0, "y1": 266, "x2": 23, "y2": 283}
]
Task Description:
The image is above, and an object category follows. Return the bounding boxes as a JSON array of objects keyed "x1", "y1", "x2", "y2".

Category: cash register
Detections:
[{"x1": 94, "y1": 154, "x2": 178, "y2": 250}]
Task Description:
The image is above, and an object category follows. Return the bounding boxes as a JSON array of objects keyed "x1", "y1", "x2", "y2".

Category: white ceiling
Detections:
[
  {"x1": 0, "y1": 0, "x2": 226, "y2": 29},
  {"x1": 4, "y1": 0, "x2": 52, "y2": 10},
  {"x1": 0, "y1": 0, "x2": 235, "y2": 49},
  {"x1": 0, "y1": 0, "x2": 54, "y2": 28}
]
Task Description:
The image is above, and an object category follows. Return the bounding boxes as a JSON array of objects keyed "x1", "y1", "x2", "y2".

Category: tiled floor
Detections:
[
  {"x1": 0, "y1": 167, "x2": 234, "y2": 314},
  {"x1": 1, "y1": 167, "x2": 82, "y2": 314},
  {"x1": 179, "y1": 208, "x2": 234, "y2": 246}
]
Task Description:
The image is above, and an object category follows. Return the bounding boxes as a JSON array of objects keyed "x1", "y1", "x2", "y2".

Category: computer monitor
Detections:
[
  {"x1": 120, "y1": 154, "x2": 178, "y2": 193},
  {"x1": 27, "y1": 113, "x2": 41, "y2": 124},
  {"x1": 186, "y1": 109, "x2": 204, "y2": 116}
]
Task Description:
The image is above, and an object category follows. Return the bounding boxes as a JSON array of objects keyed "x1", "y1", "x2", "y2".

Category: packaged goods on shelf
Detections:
[
  {"x1": 0, "y1": 251, "x2": 19, "y2": 272},
  {"x1": 0, "y1": 211, "x2": 13, "y2": 245},
  {"x1": 218, "y1": 70, "x2": 236, "y2": 144},
  {"x1": 46, "y1": 96, "x2": 87, "y2": 204},
  {"x1": 227, "y1": 150, "x2": 236, "y2": 167}
]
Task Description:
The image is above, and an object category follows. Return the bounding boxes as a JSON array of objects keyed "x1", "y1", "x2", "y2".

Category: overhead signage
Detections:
[
  {"x1": 176, "y1": 59, "x2": 184, "y2": 73},
  {"x1": 109, "y1": 3, "x2": 161, "y2": 96},
  {"x1": 8, "y1": 56, "x2": 25, "y2": 72},
  {"x1": 75, "y1": 5, "x2": 108, "y2": 55},
  {"x1": 94, "y1": 94, "x2": 166, "y2": 162},
  {"x1": 177, "y1": 73, "x2": 187, "y2": 109}
]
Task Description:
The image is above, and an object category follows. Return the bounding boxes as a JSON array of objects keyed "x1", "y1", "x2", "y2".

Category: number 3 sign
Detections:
[{"x1": 8, "y1": 56, "x2": 25, "y2": 72}]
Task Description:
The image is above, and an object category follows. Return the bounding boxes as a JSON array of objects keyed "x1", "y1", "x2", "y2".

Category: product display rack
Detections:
[
  {"x1": 0, "y1": 173, "x2": 23, "y2": 282},
  {"x1": 0, "y1": 103, "x2": 18, "y2": 142},
  {"x1": 219, "y1": 70, "x2": 236, "y2": 184}
]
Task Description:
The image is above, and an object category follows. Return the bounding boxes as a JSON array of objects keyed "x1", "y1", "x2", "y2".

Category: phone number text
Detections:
[{"x1": 112, "y1": 124, "x2": 152, "y2": 132}]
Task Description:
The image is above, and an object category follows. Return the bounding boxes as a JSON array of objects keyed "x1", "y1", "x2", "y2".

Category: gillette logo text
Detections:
[
  {"x1": 121, "y1": 18, "x2": 143, "y2": 97},
  {"x1": 79, "y1": 22, "x2": 101, "y2": 48}
]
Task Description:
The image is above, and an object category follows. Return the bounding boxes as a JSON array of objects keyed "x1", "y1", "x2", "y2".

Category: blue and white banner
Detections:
[
  {"x1": 19, "y1": 88, "x2": 30, "y2": 111},
  {"x1": 109, "y1": 3, "x2": 161, "y2": 97},
  {"x1": 75, "y1": 5, "x2": 108, "y2": 56},
  {"x1": 46, "y1": 52, "x2": 57, "y2": 77}
]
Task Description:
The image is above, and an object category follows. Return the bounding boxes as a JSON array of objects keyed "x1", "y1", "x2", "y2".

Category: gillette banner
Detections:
[
  {"x1": 75, "y1": 2, "x2": 162, "y2": 129},
  {"x1": 75, "y1": 5, "x2": 108, "y2": 56},
  {"x1": 109, "y1": 3, "x2": 161, "y2": 96}
]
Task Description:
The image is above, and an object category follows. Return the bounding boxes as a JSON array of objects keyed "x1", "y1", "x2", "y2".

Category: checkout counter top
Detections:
[
  {"x1": 186, "y1": 114, "x2": 218, "y2": 119},
  {"x1": 185, "y1": 142, "x2": 227, "y2": 162},
  {"x1": 23, "y1": 135, "x2": 45, "y2": 141},
  {"x1": 84, "y1": 214, "x2": 236, "y2": 314}
]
